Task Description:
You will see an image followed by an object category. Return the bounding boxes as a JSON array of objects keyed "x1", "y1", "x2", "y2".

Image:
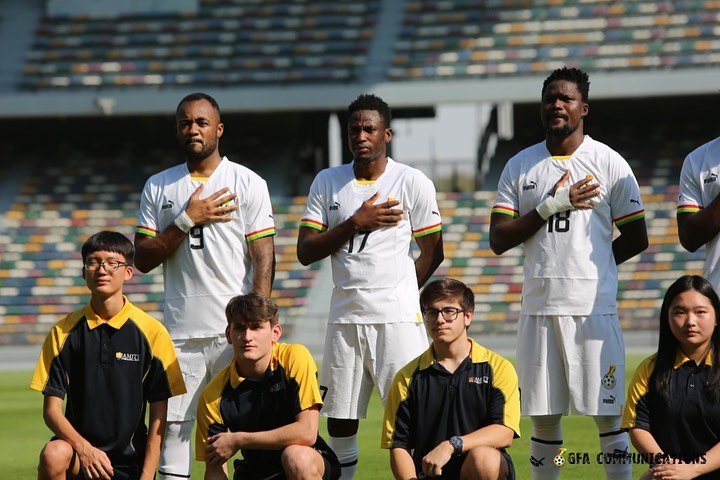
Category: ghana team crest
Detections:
[
  {"x1": 601, "y1": 365, "x2": 617, "y2": 389},
  {"x1": 553, "y1": 448, "x2": 567, "y2": 467}
]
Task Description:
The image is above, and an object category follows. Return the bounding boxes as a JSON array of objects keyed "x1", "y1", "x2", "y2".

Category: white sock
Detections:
[
  {"x1": 329, "y1": 434, "x2": 359, "y2": 480},
  {"x1": 530, "y1": 415, "x2": 563, "y2": 480},
  {"x1": 157, "y1": 420, "x2": 193, "y2": 479},
  {"x1": 595, "y1": 416, "x2": 632, "y2": 480}
]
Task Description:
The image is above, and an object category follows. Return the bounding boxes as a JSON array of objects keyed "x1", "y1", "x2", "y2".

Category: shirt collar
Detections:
[
  {"x1": 673, "y1": 348, "x2": 713, "y2": 369},
  {"x1": 84, "y1": 296, "x2": 132, "y2": 330},
  {"x1": 229, "y1": 343, "x2": 278, "y2": 388},
  {"x1": 419, "y1": 338, "x2": 481, "y2": 371}
]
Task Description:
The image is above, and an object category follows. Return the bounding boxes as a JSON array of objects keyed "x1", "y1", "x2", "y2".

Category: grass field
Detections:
[{"x1": 3, "y1": 355, "x2": 651, "y2": 479}]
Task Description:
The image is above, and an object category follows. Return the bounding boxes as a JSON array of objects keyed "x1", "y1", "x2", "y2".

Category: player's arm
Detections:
[
  {"x1": 414, "y1": 231, "x2": 443, "y2": 288},
  {"x1": 297, "y1": 192, "x2": 402, "y2": 265},
  {"x1": 42, "y1": 394, "x2": 114, "y2": 480},
  {"x1": 612, "y1": 218, "x2": 648, "y2": 265},
  {"x1": 205, "y1": 406, "x2": 320, "y2": 465},
  {"x1": 134, "y1": 185, "x2": 238, "y2": 272},
  {"x1": 677, "y1": 195, "x2": 720, "y2": 252},
  {"x1": 248, "y1": 235, "x2": 275, "y2": 296},
  {"x1": 421, "y1": 424, "x2": 514, "y2": 477},
  {"x1": 139, "y1": 400, "x2": 167, "y2": 480},
  {"x1": 489, "y1": 171, "x2": 599, "y2": 254},
  {"x1": 390, "y1": 448, "x2": 419, "y2": 480}
]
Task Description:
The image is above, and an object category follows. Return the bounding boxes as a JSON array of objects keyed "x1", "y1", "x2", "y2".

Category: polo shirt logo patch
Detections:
[
  {"x1": 468, "y1": 376, "x2": 489, "y2": 385},
  {"x1": 116, "y1": 352, "x2": 141, "y2": 362}
]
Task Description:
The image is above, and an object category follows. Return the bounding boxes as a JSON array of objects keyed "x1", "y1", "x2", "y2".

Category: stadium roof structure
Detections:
[{"x1": 1, "y1": 67, "x2": 719, "y2": 118}]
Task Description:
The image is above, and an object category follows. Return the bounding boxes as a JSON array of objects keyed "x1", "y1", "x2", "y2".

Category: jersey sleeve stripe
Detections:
[
  {"x1": 677, "y1": 204, "x2": 702, "y2": 214},
  {"x1": 412, "y1": 223, "x2": 442, "y2": 237},
  {"x1": 245, "y1": 227, "x2": 276, "y2": 242},
  {"x1": 614, "y1": 210, "x2": 645, "y2": 226},
  {"x1": 299, "y1": 219, "x2": 327, "y2": 231},
  {"x1": 491, "y1": 206, "x2": 518, "y2": 217},
  {"x1": 136, "y1": 226, "x2": 158, "y2": 237}
]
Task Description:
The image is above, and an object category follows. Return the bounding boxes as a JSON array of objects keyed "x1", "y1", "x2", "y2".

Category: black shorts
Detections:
[
  {"x1": 233, "y1": 440, "x2": 341, "y2": 480},
  {"x1": 425, "y1": 449, "x2": 515, "y2": 480}
]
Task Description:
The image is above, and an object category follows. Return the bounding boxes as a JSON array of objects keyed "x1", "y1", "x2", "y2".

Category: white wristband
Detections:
[
  {"x1": 535, "y1": 185, "x2": 573, "y2": 220},
  {"x1": 174, "y1": 211, "x2": 195, "y2": 233}
]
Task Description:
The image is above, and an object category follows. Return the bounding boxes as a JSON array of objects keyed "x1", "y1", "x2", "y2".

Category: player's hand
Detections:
[
  {"x1": 649, "y1": 461, "x2": 702, "y2": 480},
  {"x1": 568, "y1": 173, "x2": 600, "y2": 209},
  {"x1": 206, "y1": 432, "x2": 241, "y2": 466},
  {"x1": 350, "y1": 192, "x2": 403, "y2": 231},
  {"x1": 185, "y1": 185, "x2": 238, "y2": 225},
  {"x1": 421, "y1": 440, "x2": 454, "y2": 477},
  {"x1": 76, "y1": 441, "x2": 114, "y2": 479}
]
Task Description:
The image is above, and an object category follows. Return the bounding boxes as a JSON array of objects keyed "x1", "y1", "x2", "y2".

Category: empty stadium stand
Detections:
[
  {"x1": 389, "y1": 0, "x2": 720, "y2": 81},
  {"x1": 21, "y1": 0, "x2": 380, "y2": 89}
]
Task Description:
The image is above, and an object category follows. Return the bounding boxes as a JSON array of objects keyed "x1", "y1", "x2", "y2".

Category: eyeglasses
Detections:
[
  {"x1": 422, "y1": 307, "x2": 465, "y2": 322},
  {"x1": 84, "y1": 259, "x2": 129, "y2": 273}
]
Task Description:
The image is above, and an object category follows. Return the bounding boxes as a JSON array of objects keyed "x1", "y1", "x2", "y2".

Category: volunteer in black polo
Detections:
[
  {"x1": 622, "y1": 275, "x2": 720, "y2": 479},
  {"x1": 31, "y1": 231, "x2": 186, "y2": 480},
  {"x1": 382, "y1": 278, "x2": 520, "y2": 480}
]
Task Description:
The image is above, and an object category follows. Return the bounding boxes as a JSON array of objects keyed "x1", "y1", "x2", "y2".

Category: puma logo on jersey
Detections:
[
  {"x1": 329, "y1": 201, "x2": 340, "y2": 211},
  {"x1": 161, "y1": 200, "x2": 174, "y2": 210},
  {"x1": 602, "y1": 395, "x2": 616, "y2": 405},
  {"x1": 704, "y1": 173, "x2": 718, "y2": 184},
  {"x1": 630, "y1": 198, "x2": 640, "y2": 204},
  {"x1": 522, "y1": 181, "x2": 537, "y2": 191},
  {"x1": 432, "y1": 211, "x2": 440, "y2": 216}
]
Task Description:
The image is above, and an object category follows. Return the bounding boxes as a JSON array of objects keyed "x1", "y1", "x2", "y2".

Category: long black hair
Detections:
[{"x1": 649, "y1": 275, "x2": 720, "y2": 404}]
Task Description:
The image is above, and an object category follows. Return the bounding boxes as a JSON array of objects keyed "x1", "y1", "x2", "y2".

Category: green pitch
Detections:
[{"x1": 2, "y1": 355, "x2": 650, "y2": 479}]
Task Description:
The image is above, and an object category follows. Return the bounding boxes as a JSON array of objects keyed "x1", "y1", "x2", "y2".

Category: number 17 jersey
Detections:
[
  {"x1": 492, "y1": 136, "x2": 645, "y2": 315},
  {"x1": 300, "y1": 158, "x2": 442, "y2": 324}
]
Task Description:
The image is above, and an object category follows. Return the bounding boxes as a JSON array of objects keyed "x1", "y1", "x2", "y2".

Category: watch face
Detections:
[{"x1": 450, "y1": 436, "x2": 463, "y2": 455}]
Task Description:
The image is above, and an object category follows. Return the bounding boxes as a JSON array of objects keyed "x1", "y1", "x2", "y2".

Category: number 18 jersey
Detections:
[
  {"x1": 492, "y1": 136, "x2": 645, "y2": 315},
  {"x1": 300, "y1": 158, "x2": 442, "y2": 324}
]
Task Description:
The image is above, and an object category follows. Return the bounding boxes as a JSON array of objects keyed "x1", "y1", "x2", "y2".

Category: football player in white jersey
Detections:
[
  {"x1": 297, "y1": 94, "x2": 444, "y2": 479},
  {"x1": 489, "y1": 68, "x2": 647, "y2": 480},
  {"x1": 677, "y1": 137, "x2": 720, "y2": 291},
  {"x1": 134, "y1": 93, "x2": 276, "y2": 479}
]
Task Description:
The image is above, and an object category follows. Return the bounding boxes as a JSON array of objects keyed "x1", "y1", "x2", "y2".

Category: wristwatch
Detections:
[{"x1": 449, "y1": 436, "x2": 463, "y2": 456}]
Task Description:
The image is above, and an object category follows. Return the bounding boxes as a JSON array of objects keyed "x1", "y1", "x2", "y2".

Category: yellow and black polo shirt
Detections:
[
  {"x1": 30, "y1": 298, "x2": 186, "y2": 468},
  {"x1": 196, "y1": 342, "x2": 331, "y2": 474},
  {"x1": 623, "y1": 350, "x2": 720, "y2": 467},
  {"x1": 382, "y1": 338, "x2": 521, "y2": 469}
]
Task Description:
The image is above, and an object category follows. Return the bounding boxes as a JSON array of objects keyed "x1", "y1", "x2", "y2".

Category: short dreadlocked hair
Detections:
[
  {"x1": 542, "y1": 67, "x2": 590, "y2": 102},
  {"x1": 347, "y1": 94, "x2": 392, "y2": 127}
]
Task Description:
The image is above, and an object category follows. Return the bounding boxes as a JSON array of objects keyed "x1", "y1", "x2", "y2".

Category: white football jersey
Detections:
[
  {"x1": 493, "y1": 136, "x2": 645, "y2": 315},
  {"x1": 301, "y1": 158, "x2": 442, "y2": 324},
  {"x1": 136, "y1": 157, "x2": 275, "y2": 338},
  {"x1": 677, "y1": 136, "x2": 720, "y2": 291}
]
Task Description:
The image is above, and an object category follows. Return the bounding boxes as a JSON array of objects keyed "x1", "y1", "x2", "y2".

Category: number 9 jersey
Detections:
[{"x1": 492, "y1": 136, "x2": 645, "y2": 316}]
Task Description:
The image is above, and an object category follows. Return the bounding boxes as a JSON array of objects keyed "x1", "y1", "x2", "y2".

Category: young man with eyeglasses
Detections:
[
  {"x1": 31, "y1": 231, "x2": 186, "y2": 480},
  {"x1": 297, "y1": 94, "x2": 444, "y2": 479},
  {"x1": 382, "y1": 278, "x2": 520, "y2": 480}
]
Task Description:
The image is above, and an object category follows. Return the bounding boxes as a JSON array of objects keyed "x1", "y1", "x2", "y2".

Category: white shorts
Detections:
[
  {"x1": 516, "y1": 314, "x2": 625, "y2": 416},
  {"x1": 167, "y1": 335, "x2": 234, "y2": 422},
  {"x1": 320, "y1": 322, "x2": 429, "y2": 419}
]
